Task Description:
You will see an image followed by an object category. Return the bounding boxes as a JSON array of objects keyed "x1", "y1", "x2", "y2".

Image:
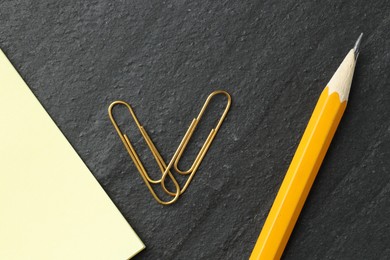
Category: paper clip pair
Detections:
[{"x1": 108, "y1": 90, "x2": 231, "y2": 205}]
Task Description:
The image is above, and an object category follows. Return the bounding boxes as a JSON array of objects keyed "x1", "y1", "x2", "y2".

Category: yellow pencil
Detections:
[{"x1": 250, "y1": 34, "x2": 363, "y2": 260}]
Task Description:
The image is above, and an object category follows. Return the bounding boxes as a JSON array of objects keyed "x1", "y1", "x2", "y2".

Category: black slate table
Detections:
[{"x1": 1, "y1": 1, "x2": 389, "y2": 259}]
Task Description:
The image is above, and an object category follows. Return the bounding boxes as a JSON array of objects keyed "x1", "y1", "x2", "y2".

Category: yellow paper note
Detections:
[{"x1": 0, "y1": 49, "x2": 144, "y2": 260}]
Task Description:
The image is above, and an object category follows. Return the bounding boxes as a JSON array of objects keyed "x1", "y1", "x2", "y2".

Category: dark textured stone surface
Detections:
[{"x1": 1, "y1": 1, "x2": 389, "y2": 259}]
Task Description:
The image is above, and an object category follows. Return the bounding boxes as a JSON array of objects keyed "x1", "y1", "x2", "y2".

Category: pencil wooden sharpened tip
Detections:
[
  {"x1": 249, "y1": 37, "x2": 361, "y2": 260},
  {"x1": 353, "y1": 33, "x2": 363, "y2": 59}
]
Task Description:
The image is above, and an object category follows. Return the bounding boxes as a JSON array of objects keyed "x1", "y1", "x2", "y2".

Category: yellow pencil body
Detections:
[
  {"x1": 250, "y1": 47, "x2": 358, "y2": 260},
  {"x1": 250, "y1": 87, "x2": 346, "y2": 259}
]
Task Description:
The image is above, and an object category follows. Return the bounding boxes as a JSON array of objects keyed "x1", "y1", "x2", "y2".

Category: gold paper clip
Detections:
[
  {"x1": 108, "y1": 101, "x2": 181, "y2": 205},
  {"x1": 108, "y1": 90, "x2": 231, "y2": 205},
  {"x1": 161, "y1": 90, "x2": 231, "y2": 196}
]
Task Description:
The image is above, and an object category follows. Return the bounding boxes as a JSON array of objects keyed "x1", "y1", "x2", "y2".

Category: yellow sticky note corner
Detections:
[{"x1": 0, "y1": 49, "x2": 145, "y2": 260}]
